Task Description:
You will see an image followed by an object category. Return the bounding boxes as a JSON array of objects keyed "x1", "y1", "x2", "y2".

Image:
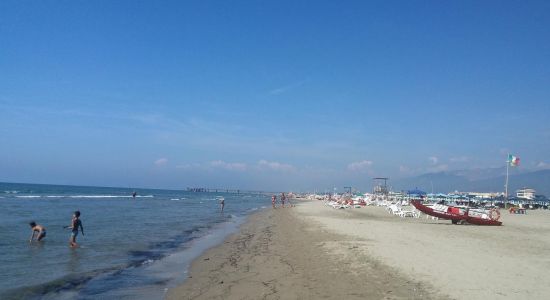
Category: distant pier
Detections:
[{"x1": 185, "y1": 187, "x2": 278, "y2": 195}]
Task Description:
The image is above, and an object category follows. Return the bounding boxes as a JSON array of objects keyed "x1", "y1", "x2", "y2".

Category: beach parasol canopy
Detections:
[{"x1": 407, "y1": 188, "x2": 427, "y2": 196}]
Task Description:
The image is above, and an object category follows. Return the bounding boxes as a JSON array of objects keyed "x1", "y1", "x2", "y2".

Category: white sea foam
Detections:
[
  {"x1": 68, "y1": 195, "x2": 154, "y2": 199},
  {"x1": 12, "y1": 195, "x2": 155, "y2": 199}
]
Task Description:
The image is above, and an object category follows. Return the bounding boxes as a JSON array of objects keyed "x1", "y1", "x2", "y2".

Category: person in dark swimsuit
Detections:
[
  {"x1": 67, "y1": 211, "x2": 84, "y2": 248},
  {"x1": 29, "y1": 221, "x2": 46, "y2": 243}
]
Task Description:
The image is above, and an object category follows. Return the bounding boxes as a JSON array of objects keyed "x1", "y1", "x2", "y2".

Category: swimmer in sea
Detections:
[
  {"x1": 220, "y1": 198, "x2": 225, "y2": 212},
  {"x1": 29, "y1": 221, "x2": 46, "y2": 243},
  {"x1": 66, "y1": 211, "x2": 84, "y2": 248}
]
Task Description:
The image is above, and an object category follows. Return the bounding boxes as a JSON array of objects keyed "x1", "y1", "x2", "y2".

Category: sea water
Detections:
[{"x1": 0, "y1": 182, "x2": 268, "y2": 299}]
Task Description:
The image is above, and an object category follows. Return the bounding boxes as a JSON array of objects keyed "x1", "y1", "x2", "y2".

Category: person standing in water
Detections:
[
  {"x1": 283, "y1": 192, "x2": 292, "y2": 207},
  {"x1": 281, "y1": 193, "x2": 286, "y2": 208},
  {"x1": 220, "y1": 197, "x2": 225, "y2": 212},
  {"x1": 132, "y1": 191, "x2": 137, "y2": 199},
  {"x1": 29, "y1": 221, "x2": 47, "y2": 243},
  {"x1": 271, "y1": 194, "x2": 277, "y2": 208},
  {"x1": 67, "y1": 211, "x2": 84, "y2": 248}
]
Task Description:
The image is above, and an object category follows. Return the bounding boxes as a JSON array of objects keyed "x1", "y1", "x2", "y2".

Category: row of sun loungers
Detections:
[
  {"x1": 324, "y1": 200, "x2": 421, "y2": 219},
  {"x1": 386, "y1": 204, "x2": 421, "y2": 218}
]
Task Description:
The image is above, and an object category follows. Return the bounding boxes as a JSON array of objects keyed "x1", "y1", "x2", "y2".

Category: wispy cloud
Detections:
[
  {"x1": 536, "y1": 161, "x2": 550, "y2": 169},
  {"x1": 154, "y1": 158, "x2": 168, "y2": 167},
  {"x1": 347, "y1": 160, "x2": 373, "y2": 172},
  {"x1": 175, "y1": 161, "x2": 247, "y2": 171},
  {"x1": 399, "y1": 165, "x2": 412, "y2": 174},
  {"x1": 268, "y1": 79, "x2": 308, "y2": 95},
  {"x1": 450, "y1": 156, "x2": 469, "y2": 163},
  {"x1": 428, "y1": 156, "x2": 439, "y2": 165},
  {"x1": 209, "y1": 160, "x2": 247, "y2": 171},
  {"x1": 176, "y1": 159, "x2": 296, "y2": 173},
  {"x1": 257, "y1": 160, "x2": 296, "y2": 172},
  {"x1": 175, "y1": 163, "x2": 201, "y2": 170}
]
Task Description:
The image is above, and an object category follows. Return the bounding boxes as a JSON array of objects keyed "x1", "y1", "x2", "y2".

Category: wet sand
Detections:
[
  {"x1": 167, "y1": 202, "x2": 445, "y2": 300},
  {"x1": 168, "y1": 200, "x2": 550, "y2": 299}
]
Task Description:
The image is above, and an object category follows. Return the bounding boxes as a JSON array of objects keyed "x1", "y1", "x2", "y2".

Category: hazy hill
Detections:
[{"x1": 392, "y1": 169, "x2": 550, "y2": 196}]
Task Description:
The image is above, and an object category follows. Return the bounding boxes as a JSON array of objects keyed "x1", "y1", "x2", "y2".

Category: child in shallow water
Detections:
[
  {"x1": 67, "y1": 211, "x2": 84, "y2": 248},
  {"x1": 29, "y1": 221, "x2": 46, "y2": 243}
]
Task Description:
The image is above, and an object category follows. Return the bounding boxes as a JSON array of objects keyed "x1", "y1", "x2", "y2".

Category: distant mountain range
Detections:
[{"x1": 392, "y1": 169, "x2": 550, "y2": 196}]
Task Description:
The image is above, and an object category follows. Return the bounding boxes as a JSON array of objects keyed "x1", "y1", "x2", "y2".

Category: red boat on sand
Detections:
[{"x1": 410, "y1": 200, "x2": 502, "y2": 226}]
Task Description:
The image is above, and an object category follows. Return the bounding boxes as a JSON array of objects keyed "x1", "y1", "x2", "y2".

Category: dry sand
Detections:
[
  {"x1": 296, "y1": 201, "x2": 550, "y2": 300},
  {"x1": 168, "y1": 201, "x2": 550, "y2": 300}
]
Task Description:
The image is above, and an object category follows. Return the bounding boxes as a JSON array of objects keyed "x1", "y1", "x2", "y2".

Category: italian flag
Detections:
[{"x1": 508, "y1": 154, "x2": 520, "y2": 166}]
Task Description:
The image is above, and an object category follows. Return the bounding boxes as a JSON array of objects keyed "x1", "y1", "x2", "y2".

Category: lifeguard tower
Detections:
[{"x1": 373, "y1": 177, "x2": 389, "y2": 198}]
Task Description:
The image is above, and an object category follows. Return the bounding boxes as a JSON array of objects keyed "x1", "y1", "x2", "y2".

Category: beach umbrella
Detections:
[{"x1": 407, "y1": 188, "x2": 427, "y2": 197}]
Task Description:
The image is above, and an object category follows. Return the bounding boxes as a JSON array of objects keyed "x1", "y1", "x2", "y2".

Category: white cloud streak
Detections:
[
  {"x1": 209, "y1": 160, "x2": 247, "y2": 171},
  {"x1": 257, "y1": 160, "x2": 296, "y2": 172},
  {"x1": 154, "y1": 158, "x2": 168, "y2": 167},
  {"x1": 450, "y1": 156, "x2": 469, "y2": 163},
  {"x1": 268, "y1": 79, "x2": 308, "y2": 95},
  {"x1": 536, "y1": 161, "x2": 550, "y2": 169},
  {"x1": 347, "y1": 160, "x2": 373, "y2": 172}
]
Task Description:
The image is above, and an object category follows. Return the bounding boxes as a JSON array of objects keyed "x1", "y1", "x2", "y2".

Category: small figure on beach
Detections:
[
  {"x1": 66, "y1": 211, "x2": 84, "y2": 248},
  {"x1": 282, "y1": 192, "x2": 293, "y2": 207},
  {"x1": 29, "y1": 221, "x2": 47, "y2": 243},
  {"x1": 281, "y1": 193, "x2": 286, "y2": 208},
  {"x1": 132, "y1": 191, "x2": 137, "y2": 199},
  {"x1": 219, "y1": 197, "x2": 225, "y2": 212},
  {"x1": 272, "y1": 195, "x2": 277, "y2": 208}
]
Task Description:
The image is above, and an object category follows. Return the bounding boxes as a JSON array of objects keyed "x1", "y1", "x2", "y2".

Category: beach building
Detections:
[
  {"x1": 460, "y1": 191, "x2": 504, "y2": 199},
  {"x1": 516, "y1": 188, "x2": 536, "y2": 200}
]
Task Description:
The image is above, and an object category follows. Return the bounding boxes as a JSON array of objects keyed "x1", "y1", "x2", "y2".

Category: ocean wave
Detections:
[
  {"x1": 9, "y1": 195, "x2": 155, "y2": 199},
  {"x1": 68, "y1": 195, "x2": 154, "y2": 198}
]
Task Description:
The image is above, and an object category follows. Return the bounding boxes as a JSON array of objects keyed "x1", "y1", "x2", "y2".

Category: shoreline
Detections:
[
  {"x1": 167, "y1": 201, "x2": 443, "y2": 299},
  {"x1": 168, "y1": 200, "x2": 550, "y2": 300}
]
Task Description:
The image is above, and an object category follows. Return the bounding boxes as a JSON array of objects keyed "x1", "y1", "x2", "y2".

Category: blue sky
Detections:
[{"x1": 1, "y1": 0, "x2": 549, "y2": 191}]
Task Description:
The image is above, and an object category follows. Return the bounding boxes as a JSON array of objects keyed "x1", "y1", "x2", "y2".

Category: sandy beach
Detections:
[{"x1": 168, "y1": 200, "x2": 550, "y2": 300}]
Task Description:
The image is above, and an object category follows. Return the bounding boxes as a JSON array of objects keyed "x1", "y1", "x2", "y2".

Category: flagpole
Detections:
[{"x1": 505, "y1": 154, "x2": 510, "y2": 209}]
